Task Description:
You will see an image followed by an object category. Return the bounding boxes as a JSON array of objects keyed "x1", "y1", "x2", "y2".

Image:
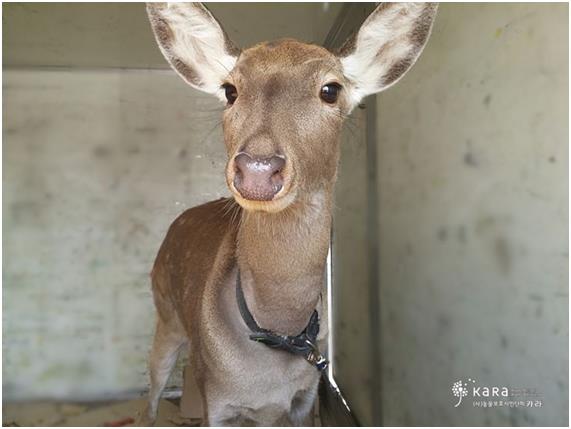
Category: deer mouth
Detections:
[{"x1": 231, "y1": 189, "x2": 297, "y2": 213}]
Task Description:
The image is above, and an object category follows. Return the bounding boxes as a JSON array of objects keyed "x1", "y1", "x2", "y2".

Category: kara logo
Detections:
[
  {"x1": 451, "y1": 379, "x2": 472, "y2": 407},
  {"x1": 451, "y1": 378, "x2": 509, "y2": 407}
]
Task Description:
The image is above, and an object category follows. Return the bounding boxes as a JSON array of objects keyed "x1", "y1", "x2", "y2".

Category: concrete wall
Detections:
[
  {"x1": 374, "y1": 3, "x2": 568, "y2": 426},
  {"x1": 2, "y1": 3, "x2": 341, "y2": 68},
  {"x1": 3, "y1": 68, "x2": 224, "y2": 399},
  {"x1": 2, "y1": 3, "x2": 340, "y2": 400}
]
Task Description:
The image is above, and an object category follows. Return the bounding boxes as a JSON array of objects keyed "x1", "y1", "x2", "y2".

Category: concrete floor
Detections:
[
  {"x1": 2, "y1": 398, "x2": 322, "y2": 427},
  {"x1": 2, "y1": 398, "x2": 198, "y2": 427}
]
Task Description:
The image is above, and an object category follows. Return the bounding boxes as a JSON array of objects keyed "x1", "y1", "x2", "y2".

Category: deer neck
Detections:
[{"x1": 236, "y1": 188, "x2": 332, "y2": 335}]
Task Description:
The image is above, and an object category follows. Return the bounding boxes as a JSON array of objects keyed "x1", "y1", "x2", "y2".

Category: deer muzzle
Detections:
[{"x1": 232, "y1": 153, "x2": 286, "y2": 201}]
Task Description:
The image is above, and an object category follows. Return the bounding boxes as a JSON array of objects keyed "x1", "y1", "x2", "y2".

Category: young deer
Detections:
[{"x1": 141, "y1": 2, "x2": 437, "y2": 426}]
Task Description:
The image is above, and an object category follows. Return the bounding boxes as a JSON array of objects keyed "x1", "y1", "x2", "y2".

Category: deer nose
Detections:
[{"x1": 233, "y1": 153, "x2": 286, "y2": 201}]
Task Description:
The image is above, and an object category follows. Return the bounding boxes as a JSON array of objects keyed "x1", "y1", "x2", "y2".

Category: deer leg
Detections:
[{"x1": 138, "y1": 318, "x2": 186, "y2": 426}]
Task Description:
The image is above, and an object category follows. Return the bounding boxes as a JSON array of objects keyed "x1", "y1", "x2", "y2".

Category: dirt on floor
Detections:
[{"x1": 2, "y1": 398, "x2": 201, "y2": 427}]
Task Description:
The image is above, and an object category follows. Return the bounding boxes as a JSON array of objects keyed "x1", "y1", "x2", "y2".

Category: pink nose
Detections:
[{"x1": 233, "y1": 153, "x2": 285, "y2": 201}]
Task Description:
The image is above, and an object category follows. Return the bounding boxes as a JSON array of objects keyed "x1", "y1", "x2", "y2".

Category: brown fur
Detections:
[
  {"x1": 139, "y1": 41, "x2": 342, "y2": 426},
  {"x1": 140, "y1": 3, "x2": 437, "y2": 426}
]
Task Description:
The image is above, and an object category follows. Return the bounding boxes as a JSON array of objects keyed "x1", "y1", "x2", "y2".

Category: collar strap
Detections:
[{"x1": 236, "y1": 271, "x2": 329, "y2": 371}]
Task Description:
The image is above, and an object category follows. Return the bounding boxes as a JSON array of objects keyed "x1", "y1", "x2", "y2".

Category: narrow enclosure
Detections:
[{"x1": 2, "y1": 2, "x2": 568, "y2": 427}]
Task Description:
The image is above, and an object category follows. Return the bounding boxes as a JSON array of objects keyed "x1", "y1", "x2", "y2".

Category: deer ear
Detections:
[
  {"x1": 338, "y1": 3, "x2": 438, "y2": 107},
  {"x1": 147, "y1": 2, "x2": 239, "y2": 101}
]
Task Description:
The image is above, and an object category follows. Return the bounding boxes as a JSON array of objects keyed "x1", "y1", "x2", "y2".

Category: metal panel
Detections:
[{"x1": 322, "y1": 4, "x2": 380, "y2": 426}]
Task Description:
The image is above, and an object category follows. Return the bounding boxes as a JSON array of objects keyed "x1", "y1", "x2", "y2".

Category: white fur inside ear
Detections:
[
  {"x1": 341, "y1": 3, "x2": 435, "y2": 109},
  {"x1": 151, "y1": 3, "x2": 237, "y2": 100}
]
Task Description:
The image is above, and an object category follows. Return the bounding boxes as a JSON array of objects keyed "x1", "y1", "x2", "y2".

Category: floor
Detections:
[
  {"x1": 2, "y1": 398, "x2": 200, "y2": 427},
  {"x1": 2, "y1": 398, "x2": 323, "y2": 427}
]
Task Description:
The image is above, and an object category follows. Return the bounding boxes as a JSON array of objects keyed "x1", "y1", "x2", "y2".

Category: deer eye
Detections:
[
  {"x1": 320, "y1": 83, "x2": 341, "y2": 104},
  {"x1": 223, "y1": 84, "x2": 238, "y2": 105}
]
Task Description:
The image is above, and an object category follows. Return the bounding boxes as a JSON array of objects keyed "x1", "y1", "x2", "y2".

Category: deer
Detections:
[{"x1": 139, "y1": 2, "x2": 437, "y2": 426}]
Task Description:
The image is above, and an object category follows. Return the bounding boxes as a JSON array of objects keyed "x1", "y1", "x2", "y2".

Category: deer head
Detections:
[{"x1": 147, "y1": 3, "x2": 437, "y2": 213}]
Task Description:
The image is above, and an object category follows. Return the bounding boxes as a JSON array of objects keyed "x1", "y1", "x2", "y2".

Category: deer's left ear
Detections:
[{"x1": 338, "y1": 3, "x2": 438, "y2": 108}]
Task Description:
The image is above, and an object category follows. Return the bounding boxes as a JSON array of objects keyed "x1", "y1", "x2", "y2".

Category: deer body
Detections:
[
  {"x1": 147, "y1": 195, "x2": 329, "y2": 425},
  {"x1": 141, "y1": 3, "x2": 437, "y2": 426}
]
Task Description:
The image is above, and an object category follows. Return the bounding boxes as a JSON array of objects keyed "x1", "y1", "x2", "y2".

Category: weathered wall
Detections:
[
  {"x1": 2, "y1": 3, "x2": 341, "y2": 68},
  {"x1": 2, "y1": 2, "x2": 340, "y2": 400},
  {"x1": 3, "y1": 69, "x2": 225, "y2": 399},
  {"x1": 375, "y1": 3, "x2": 568, "y2": 426}
]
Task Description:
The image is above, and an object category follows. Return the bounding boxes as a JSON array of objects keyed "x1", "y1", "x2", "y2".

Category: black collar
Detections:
[{"x1": 236, "y1": 271, "x2": 328, "y2": 371}]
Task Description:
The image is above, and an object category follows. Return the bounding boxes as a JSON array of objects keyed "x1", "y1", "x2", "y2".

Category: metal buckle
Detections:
[{"x1": 305, "y1": 340, "x2": 329, "y2": 371}]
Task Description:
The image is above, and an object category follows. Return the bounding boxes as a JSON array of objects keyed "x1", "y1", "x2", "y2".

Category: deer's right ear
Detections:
[{"x1": 147, "y1": 2, "x2": 239, "y2": 101}]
